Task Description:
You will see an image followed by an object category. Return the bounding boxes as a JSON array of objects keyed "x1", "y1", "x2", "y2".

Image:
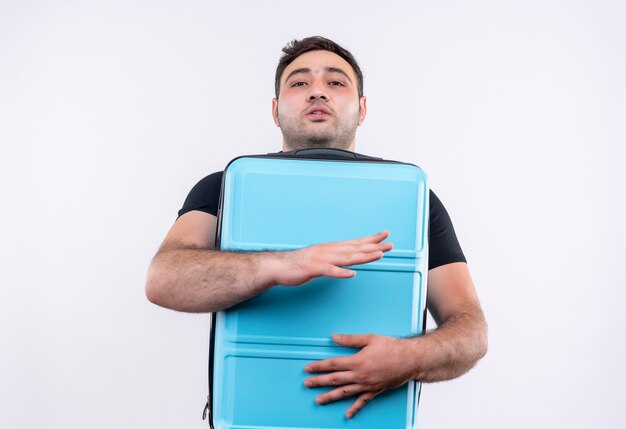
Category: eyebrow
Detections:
[{"x1": 284, "y1": 67, "x2": 353, "y2": 84}]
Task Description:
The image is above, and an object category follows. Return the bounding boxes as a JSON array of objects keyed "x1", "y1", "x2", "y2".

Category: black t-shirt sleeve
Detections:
[
  {"x1": 428, "y1": 189, "x2": 467, "y2": 269},
  {"x1": 175, "y1": 171, "x2": 467, "y2": 270},
  {"x1": 176, "y1": 171, "x2": 223, "y2": 220}
]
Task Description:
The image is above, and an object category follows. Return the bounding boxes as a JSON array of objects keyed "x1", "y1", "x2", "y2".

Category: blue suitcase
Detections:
[{"x1": 204, "y1": 148, "x2": 429, "y2": 429}]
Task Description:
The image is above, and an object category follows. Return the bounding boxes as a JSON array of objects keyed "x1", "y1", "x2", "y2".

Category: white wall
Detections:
[{"x1": 1, "y1": 0, "x2": 624, "y2": 427}]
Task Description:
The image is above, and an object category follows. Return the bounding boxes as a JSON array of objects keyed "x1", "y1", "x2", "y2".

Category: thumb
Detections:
[{"x1": 332, "y1": 333, "x2": 372, "y2": 348}]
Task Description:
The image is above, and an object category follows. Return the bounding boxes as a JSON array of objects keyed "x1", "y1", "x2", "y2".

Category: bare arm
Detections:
[
  {"x1": 145, "y1": 211, "x2": 393, "y2": 313},
  {"x1": 145, "y1": 210, "x2": 275, "y2": 312},
  {"x1": 405, "y1": 261, "x2": 488, "y2": 381}
]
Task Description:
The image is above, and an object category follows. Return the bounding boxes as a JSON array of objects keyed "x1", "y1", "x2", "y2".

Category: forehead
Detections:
[{"x1": 282, "y1": 50, "x2": 357, "y2": 82}]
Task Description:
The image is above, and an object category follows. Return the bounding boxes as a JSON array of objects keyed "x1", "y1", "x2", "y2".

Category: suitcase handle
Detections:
[
  {"x1": 292, "y1": 148, "x2": 358, "y2": 158},
  {"x1": 270, "y1": 148, "x2": 382, "y2": 160}
]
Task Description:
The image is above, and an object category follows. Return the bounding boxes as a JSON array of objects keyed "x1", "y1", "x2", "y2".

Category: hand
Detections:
[
  {"x1": 272, "y1": 231, "x2": 393, "y2": 287},
  {"x1": 303, "y1": 333, "x2": 415, "y2": 419}
]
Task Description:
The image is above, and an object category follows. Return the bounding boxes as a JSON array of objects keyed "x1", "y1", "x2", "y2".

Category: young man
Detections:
[{"x1": 146, "y1": 36, "x2": 487, "y2": 419}]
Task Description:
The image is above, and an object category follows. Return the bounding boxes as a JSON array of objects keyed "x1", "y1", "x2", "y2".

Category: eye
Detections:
[
  {"x1": 329, "y1": 80, "x2": 345, "y2": 87},
  {"x1": 291, "y1": 81, "x2": 307, "y2": 87}
]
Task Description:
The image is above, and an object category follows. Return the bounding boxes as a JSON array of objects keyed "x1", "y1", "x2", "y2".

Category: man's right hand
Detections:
[
  {"x1": 270, "y1": 230, "x2": 393, "y2": 287},
  {"x1": 147, "y1": 211, "x2": 393, "y2": 312}
]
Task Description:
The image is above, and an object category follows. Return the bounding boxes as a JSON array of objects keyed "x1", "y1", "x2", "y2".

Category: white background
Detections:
[{"x1": 1, "y1": 0, "x2": 625, "y2": 427}]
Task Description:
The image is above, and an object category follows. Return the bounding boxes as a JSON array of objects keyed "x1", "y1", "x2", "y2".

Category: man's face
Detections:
[{"x1": 272, "y1": 50, "x2": 367, "y2": 151}]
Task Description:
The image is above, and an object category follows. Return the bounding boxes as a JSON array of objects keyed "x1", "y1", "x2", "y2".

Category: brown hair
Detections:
[{"x1": 274, "y1": 36, "x2": 364, "y2": 98}]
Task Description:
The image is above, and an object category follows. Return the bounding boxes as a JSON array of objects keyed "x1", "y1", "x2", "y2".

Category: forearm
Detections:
[
  {"x1": 146, "y1": 248, "x2": 281, "y2": 313},
  {"x1": 145, "y1": 230, "x2": 392, "y2": 313},
  {"x1": 406, "y1": 308, "x2": 488, "y2": 382}
]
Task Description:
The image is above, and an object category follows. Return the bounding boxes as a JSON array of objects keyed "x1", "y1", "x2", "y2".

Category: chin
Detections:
[{"x1": 283, "y1": 130, "x2": 353, "y2": 151}]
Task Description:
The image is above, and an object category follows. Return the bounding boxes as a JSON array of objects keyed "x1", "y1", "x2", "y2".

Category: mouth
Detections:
[{"x1": 306, "y1": 106, "x2": 331, "y2": 120}]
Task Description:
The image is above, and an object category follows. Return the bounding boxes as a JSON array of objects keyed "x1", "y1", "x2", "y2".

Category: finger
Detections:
[
  {"x1": 340, "y1": 230, "x2": 389, "y2": 245},
  {"x1": 322, "y1": 251, "x2": 388, "y2": 278},
  {"x1": 328, "y1": 250, "x2": 384, "y2": 268},
  {"x1": 328, "y1": 241, "x2": 392, "y2": 255},
  {"x1": 345, "y1": 391, "x2": 380, "y2": 419},
  {"x1": 320, "y1": 240, "x2": 392, "y2": 263},
  {"x1": 322, "y1": 265, "x2": 356, "y2": 278},
  {"x1": 305, "y1": 355, "x2": 354, "y2": 373},
  {"x1": 315, "y1": 384, "x2": 363, "y2": 405},
  {"x1": 332, "y1": 333, "x2": 372, "y2": 348},
  {"x1": 351, "y1": 251, "x2": 385, "y2": 265},
  {"x1": 331, "y1": 241, "x2": 393, "y2": 264},
  {"x1": 304, "y1": 370, "x2": 355, "y2": 388},
  {"x1": 351, "y1": 242, "x2": 393, "y2": 253}
]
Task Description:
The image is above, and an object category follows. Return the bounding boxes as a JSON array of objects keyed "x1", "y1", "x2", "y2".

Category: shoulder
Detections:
[
  {"x1": 180, "y1": 171, "x2": 224, "y2": 198},
  {"x1": 427, "y1": 188, "x2": 467, "y2": 269},
  {"x1": 429, "y1": 188, "x2": 447, "y2": 218},
  {"x1": 193, "y1": 171, "x2": 223, "y2": 189},
  {"x1": 177, "y1": 171, "x2": 224, "y2": 219}
]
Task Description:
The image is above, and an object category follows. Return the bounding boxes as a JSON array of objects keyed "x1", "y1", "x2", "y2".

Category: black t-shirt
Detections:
[{"x1": 177, "y1": 170, "x2": 467, "y2": 271}]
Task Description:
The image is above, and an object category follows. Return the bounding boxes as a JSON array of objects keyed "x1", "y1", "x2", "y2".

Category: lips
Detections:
[{"x1": 306, "y1": 105, "x2": 331, "y2": 118}]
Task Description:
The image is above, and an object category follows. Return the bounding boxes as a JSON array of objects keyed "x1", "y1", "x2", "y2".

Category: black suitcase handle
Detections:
[{"x1": 269, "y1": 148, "x2": 382, "y2": 160}]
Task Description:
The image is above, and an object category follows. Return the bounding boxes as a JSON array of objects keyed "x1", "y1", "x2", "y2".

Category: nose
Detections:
[
  {"x1": 309, "y1": 92, "x2": 328, "y2": 101},
  {"x1": 308, "y1": 80, "x2": 328, "y2": 101}
]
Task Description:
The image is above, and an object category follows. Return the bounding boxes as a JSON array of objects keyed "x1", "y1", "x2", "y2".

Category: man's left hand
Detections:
[{"x1": 303, "y1": 333, "x2": 416, "y2": 419}]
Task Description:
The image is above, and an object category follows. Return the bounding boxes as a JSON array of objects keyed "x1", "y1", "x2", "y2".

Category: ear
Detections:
[
  {"x1": 357, "y1": 96, "x2": 367, "y2": 125},
  {"x1": 272, "y1": 98, "x2": 280, "y2": 127}
]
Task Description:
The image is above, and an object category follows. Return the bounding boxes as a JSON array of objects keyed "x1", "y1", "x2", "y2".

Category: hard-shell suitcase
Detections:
[{"x1": 204, "y1": 148, "x2": 429, "y2": 429}]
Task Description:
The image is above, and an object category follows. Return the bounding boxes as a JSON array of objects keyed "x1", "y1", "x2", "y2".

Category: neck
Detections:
[{"x1": 282, "y1": 141, "x2": 356, "y2": 152}]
